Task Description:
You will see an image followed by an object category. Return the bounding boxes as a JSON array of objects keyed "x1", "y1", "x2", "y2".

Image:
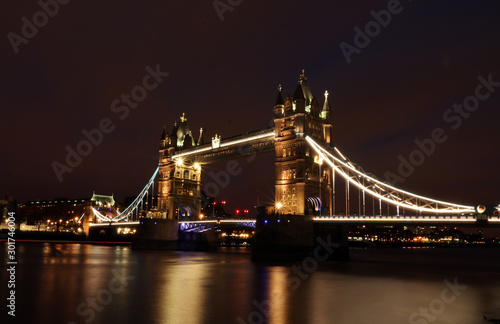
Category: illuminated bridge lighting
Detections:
[
  {"x1": 172, "y1": 130, "x2": 275, "y2": 160},
  {"x1": 89, "y1": 222, "x2": 141, "y2": 227},
  {"x1": 313, "y1": 216, "x2": 477, "y2": 223},
  {"x1": 306, "y1": 136, "x2": 476, "y2": 214}
]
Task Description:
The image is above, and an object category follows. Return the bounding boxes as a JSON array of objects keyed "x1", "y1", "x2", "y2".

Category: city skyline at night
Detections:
[{"x1": 2, "y1": 1, "x2": 500, "y2": 217}]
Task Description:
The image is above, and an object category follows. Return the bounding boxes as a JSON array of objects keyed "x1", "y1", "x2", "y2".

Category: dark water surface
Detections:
[{"x1": 1, "y1": 243, "x2": 500, "y2": 324}]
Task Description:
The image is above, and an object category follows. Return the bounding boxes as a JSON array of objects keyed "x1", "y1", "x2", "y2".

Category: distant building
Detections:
[
  {"x1": 20, "y1": 198, "x2": 88, "y2": 226},
  {"x1": 89, "y1": 192, "x2": 119, "y2": 222},
  {"x1": 18, "y1": 192, "x2": 119, "y2": 226}
]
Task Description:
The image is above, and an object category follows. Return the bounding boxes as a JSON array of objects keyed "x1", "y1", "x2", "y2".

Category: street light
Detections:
[
  {"x1": 199, "y1": 213, "x2": 204, "y2": 219},
  {"x1": 276, "y1": 202, "x2": 282, "y2": 217}
]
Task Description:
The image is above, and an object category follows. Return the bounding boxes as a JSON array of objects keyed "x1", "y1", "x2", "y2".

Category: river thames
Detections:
[{"x1": 1, "y1": 243, "x2": 500, "y2": 324}]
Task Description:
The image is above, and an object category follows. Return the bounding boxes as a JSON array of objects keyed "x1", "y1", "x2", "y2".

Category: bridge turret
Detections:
[
  {"x1": 197, "y1": 127, "x2": 204, "y2": 146},
  {"x1": 160, "y1": 126, "x2": 167, "y2": 149},
  {"x1": 321, "y1": 91, "x2": 332, "y2": 144},
  {"x1": 169, "y1": 121, "x2": 178, "y2": 148},
  {"x1": 274, "y1": 71, "x2": 334, "y2": 216},
  {"x1": 293, "y1": 83, "x2": 306, "y2": 113},
  {"x1": 321, "y1": 90, "x2": 331, "y2": 121},
  {"x1": 274, "y1": 84, "x2": 284, "y2": 117},
  {"x1": 158, "y1": 113, "x2": 203, "y2": 220}
]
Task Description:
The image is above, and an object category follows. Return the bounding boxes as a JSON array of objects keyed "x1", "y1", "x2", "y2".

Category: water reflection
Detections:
[{"x1": 1, "y1": 244, "x2": 499, "y2": 324}]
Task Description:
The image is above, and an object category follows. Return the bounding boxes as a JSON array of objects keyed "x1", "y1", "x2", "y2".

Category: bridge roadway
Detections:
[
  {"x1": 176, "y1": 215, "x2": 500, "y2": 228},
  {"x1": 89, "y1": 215, "x2": 500, "y2": 231}
]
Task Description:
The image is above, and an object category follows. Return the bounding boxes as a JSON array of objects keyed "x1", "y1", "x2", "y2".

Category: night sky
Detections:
[{"x1": 2, "y1": 0, "x2": 500, "y2": 215}]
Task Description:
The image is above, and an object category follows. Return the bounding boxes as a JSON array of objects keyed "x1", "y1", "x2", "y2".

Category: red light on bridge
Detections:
[
  {"x1": 244, "y1": 209, "x2": 249, "y2": 214},
  {"x1": 222, "y1": 201, "x2": 226, "y2": 205},
  {"x1": 235, "y1": 209, "x2": 240, "y2": 215}
]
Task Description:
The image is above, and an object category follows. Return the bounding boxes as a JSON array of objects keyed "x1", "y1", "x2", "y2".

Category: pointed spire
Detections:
[
  {"x1": 160, "y1": 126, "x2": 166, "y2": 140},
  {"x1": 320, "y1": 90, "x2": 331, "y2": 120},
  {"x1": 197, "y1": 127, "x2": 204, "y2": 146},
  {"x1": 322, "y1": 91, "x2": 330, "y2": 111},
  {"x1": 275, "y1": 84, "x2": 284, "y2": 106},
  {"x1": 300, "y1": 69, "x2": 307, "y2": 82},
  {"x1": 180, "y1": 112, "x2": 187, "y2": 122},
  {"x1": 293, "y1": 83, "x2": 305, "y2": 100}
]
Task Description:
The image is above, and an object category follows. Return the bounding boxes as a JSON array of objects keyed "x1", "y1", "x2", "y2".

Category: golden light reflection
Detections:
[
  {"x1": 161, "y1": 261, "x2": 206, "y2": 323},
  {"x1": 266, "y1": 268, "x2": 289, "y2": 323}
]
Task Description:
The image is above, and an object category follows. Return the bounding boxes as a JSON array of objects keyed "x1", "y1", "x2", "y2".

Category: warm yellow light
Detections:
[
  {"x1": 176, "y1": 158, "x2": 183, "y2": 166},
  {"x1": 199, "y1": 214, "x2": 204, "y2": 219},
  {"x1": 277, "y1": 202, "x2": 282, "y2": 209},
  {"x1": 314, "y1": 156, "x2": 323, "y2": 165},
  {"x1": 194, "y1": 163, "x2": 201, "y2": 170}
]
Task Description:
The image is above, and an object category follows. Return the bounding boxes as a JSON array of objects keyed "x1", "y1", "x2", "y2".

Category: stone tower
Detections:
[
  {"x1": 274, "y1": 71, "x2": 334, "y2": 215},
  {"x1": 158, "y1": 113, "x2": 202, "y2": 219}
]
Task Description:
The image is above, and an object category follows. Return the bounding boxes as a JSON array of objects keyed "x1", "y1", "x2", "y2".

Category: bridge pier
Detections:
[
  {"x1": 251, "y1": 212, "x2": 314, "y2": 261},
  {"x1": 251, "y1": 209, "x2": 349, "y2": 261},
  {"x1": 177, "y1": 230, "x2": 218, "y2": 251},
  {"x1": 313, "y1": 222, "x2": 349, "y2": 261},
  {"x1": 132, "y1": 219, "x2": 218, "y2": 251},
  {"x1": 132, "y1": 219, "x2": 179, "y2": 250}
]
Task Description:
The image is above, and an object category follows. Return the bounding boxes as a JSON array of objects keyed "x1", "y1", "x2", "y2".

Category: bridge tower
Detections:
[
  {"x1": 158, "y1": 113, "x2": 203, "y2": 219},
  {"x1": 274, "y1": 71, "x2": 334, "y2": 216}
]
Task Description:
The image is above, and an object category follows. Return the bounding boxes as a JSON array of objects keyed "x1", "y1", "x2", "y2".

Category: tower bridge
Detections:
[{"x1": 87, "y1": 70, "x2": 499, "y2": 257}]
